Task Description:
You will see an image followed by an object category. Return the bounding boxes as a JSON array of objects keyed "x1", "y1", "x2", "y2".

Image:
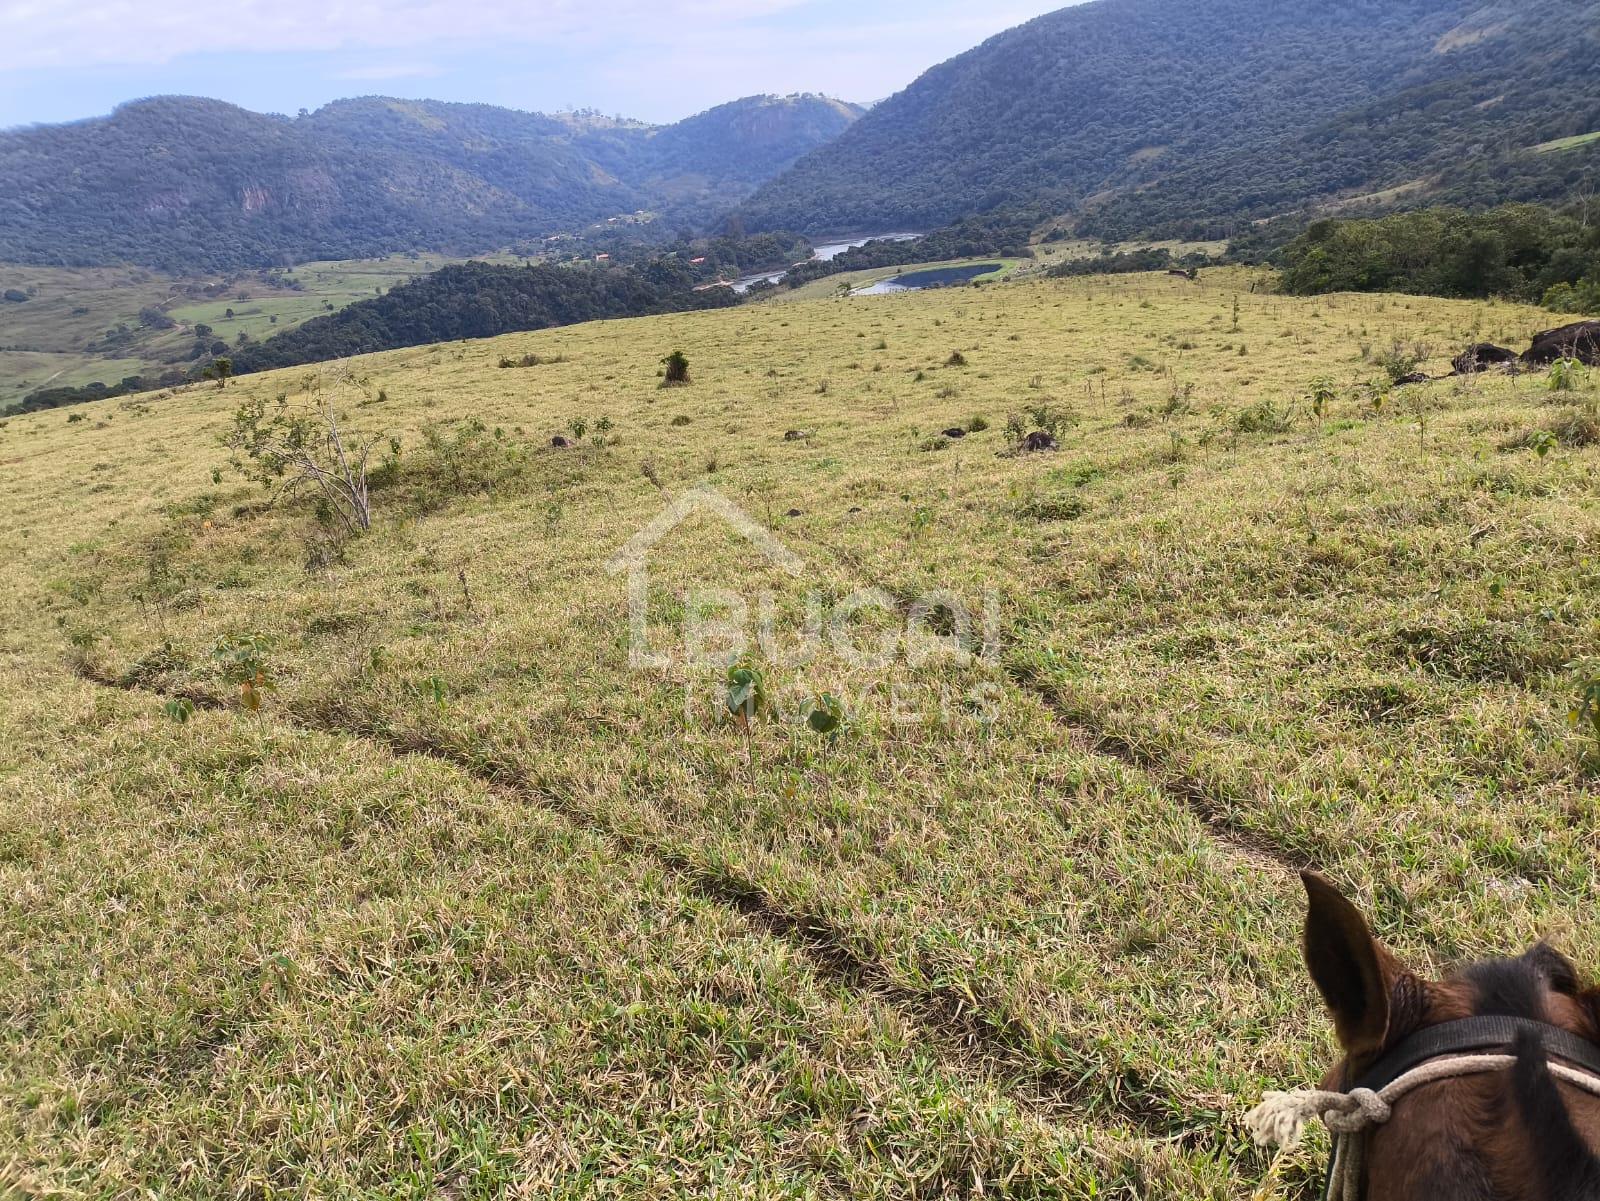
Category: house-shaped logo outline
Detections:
[
  {"x1": 605, "y1": 485, "x2": 805, "y2": 667},
  {"x1": 604, "y1": 485, "x2": 805, "y2": 577}
]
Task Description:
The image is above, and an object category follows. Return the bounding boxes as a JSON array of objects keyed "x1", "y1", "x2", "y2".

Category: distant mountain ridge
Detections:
[
  {"x1": 738, "y1": 0, "x2": 1600, "y2": 238},
  {"x1": 0, "y1": 94, "x2": 861, "y2": 271}
]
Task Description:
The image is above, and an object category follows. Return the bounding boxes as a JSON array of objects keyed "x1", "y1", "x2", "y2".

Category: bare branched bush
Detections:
[{"x1": 224, "y1": 367, "x2": 388, "y2": 534}]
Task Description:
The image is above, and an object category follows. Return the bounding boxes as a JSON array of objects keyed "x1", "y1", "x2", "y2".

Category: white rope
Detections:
[{"x1": 1245, "y1": 1054, "x2": 1600, "y2": 1201}]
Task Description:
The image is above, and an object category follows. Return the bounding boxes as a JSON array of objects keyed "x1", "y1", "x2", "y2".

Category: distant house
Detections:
[
  {"x1": 595, "y1": 254, "x2": 610, "y2": 262},
  {"x1": 689, "y1": 257, "x2": 707, "y2": 265}
]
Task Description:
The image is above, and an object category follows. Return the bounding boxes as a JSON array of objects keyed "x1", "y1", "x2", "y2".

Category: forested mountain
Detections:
[
  {"x1": 739, "y1": 0, "x2": 1600, "y2": 238},
  {"x1": 0, "y1": 94, "x2": 860, "y2": 272}
]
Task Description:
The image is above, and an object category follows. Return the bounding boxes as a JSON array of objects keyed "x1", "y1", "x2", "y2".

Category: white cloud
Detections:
[
  {"x1": 0, "y1": 0, "x2": 1075, "y2": 125},
  {"x1": 0, "y1": 0, "x2": 813, "y2": 70},
  {"x1": 332, "y1": 63, "x2": 444, "y2": 81}
]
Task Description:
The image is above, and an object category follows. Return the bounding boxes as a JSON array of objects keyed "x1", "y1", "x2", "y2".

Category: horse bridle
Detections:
[{"x1": 1325, "y1": 1015, "x2": 1600, "y2": 1200}]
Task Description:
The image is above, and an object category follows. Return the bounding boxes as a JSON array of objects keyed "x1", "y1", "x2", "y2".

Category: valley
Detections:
[{"x1": 0, "y1": 252, "x2": 523, "y2": 404}]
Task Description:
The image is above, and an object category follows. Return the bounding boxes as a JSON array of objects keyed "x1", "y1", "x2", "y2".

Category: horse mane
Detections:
[
  {"x1": 1509, "y1": 1030, "x2": 1600, "y2": 1201},
  {"x1": 1453, "y1": 950, "x2": 1600, "y2": 1201}
]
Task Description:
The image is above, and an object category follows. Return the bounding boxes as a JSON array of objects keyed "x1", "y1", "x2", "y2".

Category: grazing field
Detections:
[
  {"x1": 0, "y1": 264, "x2": 191, "y2": 403},
  {"x1": 1, "y1": 271, "x2": 1597, "y2": 1198},
  {"x1": 167, "y1": 253, "x2": 531, "y2": 345},
  {"x1": 0, "y1": 253, "x2": 526, "y2": 404},
  {"x1": 1026, "y1": 240, "x2": 1231, "y2": 270},
  {"x1": 1534, "y1": 130, "x2": 1600, "y2": 155}
]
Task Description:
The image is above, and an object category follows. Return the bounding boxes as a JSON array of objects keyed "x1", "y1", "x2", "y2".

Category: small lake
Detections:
[
  {"x1": 853, "y1": 263, "x2": 1003, "y2": 296},
  {"x1": 730, "y1": 232, "x2": 922, "y2": 293}
]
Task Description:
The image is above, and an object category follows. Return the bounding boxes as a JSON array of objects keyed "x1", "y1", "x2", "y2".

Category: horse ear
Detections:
[{"x1": 1302, "y1": 871, "x2": 1396, "y2": 1059}]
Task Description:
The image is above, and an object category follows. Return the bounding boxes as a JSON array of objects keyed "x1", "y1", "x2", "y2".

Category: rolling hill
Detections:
[
  {"x1": 738, "y1": 0, "x2": 1600, "y2": 238},
  {"x1": 3, "y1": 270, "x2": 1598, "y2": 1195},
  {"x1": 0, "y1": 94, "x2": 861, "y2": 272}
]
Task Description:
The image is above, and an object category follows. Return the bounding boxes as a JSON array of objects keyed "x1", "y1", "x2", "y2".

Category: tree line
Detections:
[{"x1": 1275, "y1": 205, "x2": 1600, "y2": 310}]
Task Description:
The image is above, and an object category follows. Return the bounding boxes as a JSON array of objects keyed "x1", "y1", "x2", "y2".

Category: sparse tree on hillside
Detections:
[
  {"x1": 205, "y1": 357, "x2": 234, "y2": 389},
  {"x1": 224, "y1": 367, "x2": 384, "y2": 534}
]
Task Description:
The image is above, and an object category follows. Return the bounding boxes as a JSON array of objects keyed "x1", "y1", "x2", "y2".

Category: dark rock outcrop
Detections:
[
  {"x1": 1522, "y1": 321, "x2": 1600, "y2": 367},
  {"x1": 1021, "y1": 431, "x2": 1059, "y2": 453},
  {"x1": 1452, "y1": 343, "x2": 1519, "y2": 375}
]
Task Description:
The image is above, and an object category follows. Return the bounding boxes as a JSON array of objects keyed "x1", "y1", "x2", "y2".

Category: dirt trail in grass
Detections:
[
  {"x1": 1002, "y1": 661, "x2": 1307, "y2": 879},
  {"x1": 782, "y1": 524, "x2": 1304, "y2": 878},
  {"x1": 68, "y1": 658, "x2": 1188, "y2": 1136}
]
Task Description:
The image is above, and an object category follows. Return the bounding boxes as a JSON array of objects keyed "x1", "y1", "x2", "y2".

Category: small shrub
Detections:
[
  {"x1": 225, "y1": 373, "x2": 385, "y2": 533},
  {"x1": 966, "y1": 415, "x2": 990, "y2": 433},
  {"x1": 671, "y1": 415, "x2": 691, "y2": 426},
  {"x1": 1375, "y1": 341, "x2": 1431, "y2": 385},
  {"x1": 1027, "y1": 404, "x2": 1079, "y2": 437},
  {"x1": 945, "y1": 351, "x2": 968, "y2": 368},
  {"x1": 163, "y1": 697, "x2": 197, "y2": 724},
  {"x1": 661, "y1": 350, "x2": 691, "y2": 386},
  {"x1": 1235, "y1": 399, "x2": 1295, "y2": 434},
  {"x1": 419, "y1": 419, "x2": 522, "y2": 498},
  {"x1": 725, "y1": 662, "x2": 775, "y2": 731},
  {"x1": 1307, "y1": 376, "x2": 1338, "y2": 419},
  {"x1": 800, "y1": 693, "x2": 847, "y2": 740}
]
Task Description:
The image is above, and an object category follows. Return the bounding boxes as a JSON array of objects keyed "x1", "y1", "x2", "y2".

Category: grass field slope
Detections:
[{"x1": 1, "y1": 272, "x2": 1597, "y2": 1196}]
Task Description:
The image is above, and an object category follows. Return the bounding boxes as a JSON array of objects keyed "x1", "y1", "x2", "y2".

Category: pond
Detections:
[
  {"x1": 852, "y1": 263, "x2": 1003, "y2": 296},
  {"x1": 730, "y1": 232, "x2": 922, "y2": 293}
]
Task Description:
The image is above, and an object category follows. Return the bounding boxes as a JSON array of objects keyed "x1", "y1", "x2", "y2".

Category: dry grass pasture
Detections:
[{"x1": 1, "y1": 270, "x2": 1597, "y2": 1198}]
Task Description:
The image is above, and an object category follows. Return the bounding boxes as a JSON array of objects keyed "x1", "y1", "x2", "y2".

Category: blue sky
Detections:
[{"x1": 0, "y1": 0, "x2": 1074, "y2": 130}]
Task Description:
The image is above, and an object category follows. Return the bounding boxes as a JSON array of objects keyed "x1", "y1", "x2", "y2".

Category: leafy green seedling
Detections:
[
  {"x1": 1307, "y1": 377, "x2": 1337, "y2": 419},
  {"x1": 1549, "y1": 358, "x2": 1586, "y2": 393},
  {"x1": 801, "y1": 693, "x2": 847, "y2": 738},
  {"x1": 163, "y1": 697, "x2": 197, "y2": 724},
  {"x1": 211, "y1": 633, "x2": 275, "y2": 711},
  {"x1": 725, "y1": 662, "x2": 775, "y2": 732}
]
